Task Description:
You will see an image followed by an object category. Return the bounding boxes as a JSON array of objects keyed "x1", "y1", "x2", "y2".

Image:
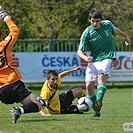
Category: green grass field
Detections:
[{"x1": 0, "y1": 88, "x2": 132, "y2": 133}]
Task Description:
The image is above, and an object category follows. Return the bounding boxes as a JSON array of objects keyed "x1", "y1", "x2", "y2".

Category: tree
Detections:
[{"x1": 0, "y1": 0, "x2": 132, "y2": 39}]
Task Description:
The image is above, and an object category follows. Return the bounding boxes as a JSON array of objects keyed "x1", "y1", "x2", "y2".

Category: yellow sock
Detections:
[{"x1": 77, "y1": 90, "x2": 85, "y2": 99}]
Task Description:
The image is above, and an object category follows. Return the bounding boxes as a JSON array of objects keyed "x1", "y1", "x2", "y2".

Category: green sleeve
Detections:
[{"x1": 78, "y1": 28, "x2": 89, "y2": 52}]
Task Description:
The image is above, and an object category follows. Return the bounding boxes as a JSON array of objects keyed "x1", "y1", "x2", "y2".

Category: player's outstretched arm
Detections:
[
  {"x1": 59, "y1": 66, "x2": 84, "y2": 78},
  {"x1": 115, "y1": 28, "x2": 131, "y2": 45},
  {"x1": 0, "y1": 6, "x2": 19, "y2": 49},
  {"x1": 39, "y1": 109, "x2": 51, "y2": 116}
]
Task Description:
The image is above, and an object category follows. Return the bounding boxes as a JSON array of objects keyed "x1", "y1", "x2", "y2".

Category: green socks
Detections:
[
  {"x1": 86, "y1": 84, "x2": 106, "y2": 113},
  {"x1": 86, "y1": 94, "x2": 97, "y2": 112},
  {"x1": 97, "y1": 84, "x2": 107, "y2": 101}
]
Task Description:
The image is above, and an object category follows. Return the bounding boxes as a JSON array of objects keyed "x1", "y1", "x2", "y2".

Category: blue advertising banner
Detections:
[{"x1": 11, "y1": 52, "x2": 133, "y2": 83}]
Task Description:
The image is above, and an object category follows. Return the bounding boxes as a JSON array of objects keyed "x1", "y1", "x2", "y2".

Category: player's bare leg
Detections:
[
  {"x1": 95, "y1": 74, "x2": 108, "y2": 113},
  {"x1": 11, "y1": 94, "x2": 42, "y2": 123},
  {"x1": 71, "y1": 87, "x2": 85, "y2": 99},
  {"x1": 85, "y1": 81, "x2": 99, "y2": 117}
]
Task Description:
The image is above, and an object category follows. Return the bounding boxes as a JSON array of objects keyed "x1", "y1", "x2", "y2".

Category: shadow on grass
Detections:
[{"x1": 19, "y1": 112, "x2": 93, "y2": 123}]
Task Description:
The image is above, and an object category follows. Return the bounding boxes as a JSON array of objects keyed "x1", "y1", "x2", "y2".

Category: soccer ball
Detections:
[{"x1": 77, "y1": 97, "x2": 93, "y2": 112}]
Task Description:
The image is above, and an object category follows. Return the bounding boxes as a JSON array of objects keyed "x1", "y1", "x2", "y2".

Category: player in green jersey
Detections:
[{"x1": 77, "y1": 8, "x2": 131, "y2": 117}]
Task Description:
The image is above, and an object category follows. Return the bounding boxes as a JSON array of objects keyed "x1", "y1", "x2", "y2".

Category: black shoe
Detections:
[
  {"x1": 11, "y1": 107, "x2": 21, "y2": 123},
  {"x1": 92, "y1": 112, "x2": 101, "y2": 118},
  {"x1": 95, "y1": 100, "x2": 102, "y2": 112},
  {"x1": 36, "y1": 96, "x2": 49, "y2": 107}
]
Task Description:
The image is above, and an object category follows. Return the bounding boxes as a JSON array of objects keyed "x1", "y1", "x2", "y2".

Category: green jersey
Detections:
[{"x1": 78, "y1": 20, "x2": 116, "y2": 62}]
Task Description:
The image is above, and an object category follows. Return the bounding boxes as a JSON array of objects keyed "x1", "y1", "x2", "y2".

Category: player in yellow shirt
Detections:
[{"x1": 39, "y1": 66, "x2": 85, "y2": 115}]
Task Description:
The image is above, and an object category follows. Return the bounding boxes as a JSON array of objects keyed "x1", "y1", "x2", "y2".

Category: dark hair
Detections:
[
  {"x1": 88, "y1": 8, "x2": 102, "y2": 20},
  {"x1": 46, "y1": 70, "x2": 58, "y2": 79}
]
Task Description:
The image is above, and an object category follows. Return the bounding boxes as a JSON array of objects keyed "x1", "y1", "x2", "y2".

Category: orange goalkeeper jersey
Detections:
[{"x1": 0, "y1": 18, "x2": 22, "y2": 88}]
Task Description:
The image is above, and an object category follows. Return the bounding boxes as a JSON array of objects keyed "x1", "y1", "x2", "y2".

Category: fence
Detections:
[
  {"x1": 12, "y1": 39, "x2": 133, "y2": 86},
  {"x1": 12, "y1": 39, "x2": 133, "y2": 52}
]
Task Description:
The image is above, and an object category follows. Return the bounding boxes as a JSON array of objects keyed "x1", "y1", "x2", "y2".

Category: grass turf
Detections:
[{"x1": 0, "y1": 88, "x2": 132, "y2": 133}]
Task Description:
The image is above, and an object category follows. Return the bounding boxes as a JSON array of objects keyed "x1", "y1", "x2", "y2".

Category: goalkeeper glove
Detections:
[{"x1": 0, "y1": 6, "x2": 11, "y2": 20}]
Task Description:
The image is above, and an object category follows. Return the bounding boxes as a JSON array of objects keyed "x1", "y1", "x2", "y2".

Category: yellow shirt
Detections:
[{"x1": 40, "y1": 76, "x2": 61, "y2": 114}]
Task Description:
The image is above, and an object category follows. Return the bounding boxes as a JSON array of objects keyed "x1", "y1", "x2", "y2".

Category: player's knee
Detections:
[
  {"x1": 76, "y1": 88, "x2": 85, "y2": 99},
  {"x1": 77, "y1": 87, "x2": 82, "y2": 92},
  {"x1": 74, "y1": 87, "x2": 82, "y2": 94},
  {"x1": 28, "y1": 94, "x2": 42, "y2": 111},
  {"x1": 86, "y1": 82, "x2": 94, "y2": 90}
]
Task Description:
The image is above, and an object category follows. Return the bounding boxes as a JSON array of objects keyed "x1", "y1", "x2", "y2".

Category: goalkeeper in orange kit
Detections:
[{"x1": 0, "y1": 6, "x2": 50, "y2": 124}]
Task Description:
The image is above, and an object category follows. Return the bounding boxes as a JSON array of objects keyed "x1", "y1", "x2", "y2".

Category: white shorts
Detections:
[{"x1": 85, "y1": 59, "x2": 114, "y2": 82}]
